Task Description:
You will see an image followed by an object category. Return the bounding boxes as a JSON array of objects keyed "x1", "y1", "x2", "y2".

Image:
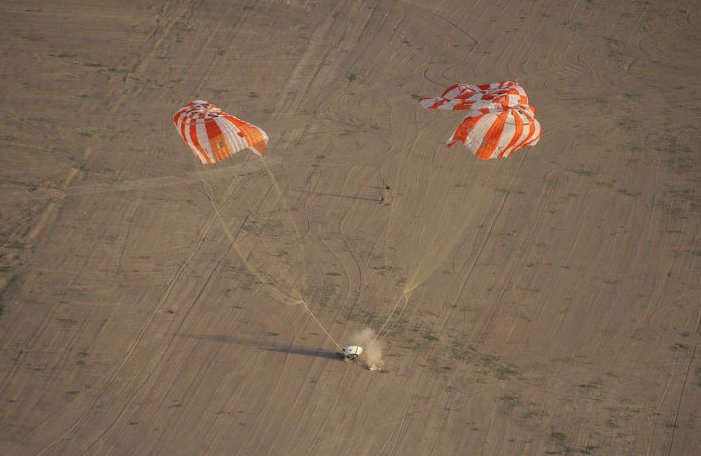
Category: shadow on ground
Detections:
[{"x1": 183, "y1": 334, "x2": 341, "y2": 361}]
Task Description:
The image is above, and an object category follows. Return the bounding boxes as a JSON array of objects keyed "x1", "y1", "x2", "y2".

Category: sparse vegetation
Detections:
[
  {"x1": 546, "y1": 431, "x2": 599, "y2": 455},
  {"x1": 577, "y1": 380, "x2": 601, "y2": 391},
  {"x1": 495, "y1": 365, "x2": 518, "y2": 380},
  {"x1": 568, "y1": 168, "x2": 597, "y2": 177},
  {"x1": 48, "y1": 52, "x2": 77, "y2": 59},
  {"x1": 343, "y1": 309, "x2": 379, "y2": 325},
  {"x1": 499, "y1": 394, "x2": 521, "y2": 408},
  {"x1": 550, "y1": 431, "x2": 567, "y2": 443},
  {"x1": 4, "y1": 240, "x2": 27, "y2": 249},
  {"x1": 450, "y1": 337, "x2": 518, "y2": 380},
  {"x1": 617, "y1": 188, "x2": 641, "y2": 197},
  {"x1": 173, "y1": 19, "x2": 192, "y2": 32}
]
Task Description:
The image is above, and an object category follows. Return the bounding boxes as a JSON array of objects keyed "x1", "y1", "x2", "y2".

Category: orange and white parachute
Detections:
[
  {"x1": 173, "y1": 100, "x2": 268, "y2": 164},
  {"x1": 419, "y1": 81, "x2": 529, "y2": 111},
  {"x1": 419, "y1": 81, "x2": 541, "y2": 160}
]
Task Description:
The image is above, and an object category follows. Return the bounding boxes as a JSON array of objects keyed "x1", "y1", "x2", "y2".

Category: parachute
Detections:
[
  {"x1": 419, "y1": 81, "x2": 530, "y2": 111},
  {"x1": 172, "y1": 99, "x2": 345, "y2": 354},
  {"x1": 173, "y1": 100, "x2": 268, "y2": 164},
  {"x1": 419, "y1": 81, "x2": 541, "y2": 160}
]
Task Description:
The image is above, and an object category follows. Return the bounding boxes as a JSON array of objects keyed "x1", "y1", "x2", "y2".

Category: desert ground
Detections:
[{"x1": 1, "y1": 0, "x2": 700, "y2": 454}]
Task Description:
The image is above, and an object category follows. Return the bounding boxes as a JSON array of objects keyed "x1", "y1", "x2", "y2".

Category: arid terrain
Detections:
[{"x1": 1, "y1": 0, "x2": 700, "y2": 454}]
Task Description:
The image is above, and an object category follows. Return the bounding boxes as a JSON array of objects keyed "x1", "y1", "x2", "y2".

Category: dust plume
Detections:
[{"x1": 348, "y1": 328, "x2": 384, "y2": 371}]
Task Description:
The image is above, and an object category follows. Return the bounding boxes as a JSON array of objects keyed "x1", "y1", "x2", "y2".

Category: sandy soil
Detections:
[{"x1": 1, "y1": 0, "x2": 700, "y2": 454}]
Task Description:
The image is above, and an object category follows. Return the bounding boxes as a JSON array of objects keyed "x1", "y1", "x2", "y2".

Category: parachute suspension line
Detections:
[
  {"x1": 257, "y1": 157, "x2": 340, "y2": 351},
  {"x1": 379, "y1": 114, "x2": 424, "y2": 339},
  {"x1": 401, "y1": 232, "x2": 440, "y2": 296},
  {"x1": 296, "y1": 295, "x2": 342, "y2": 351},
  {"x1": 254, "y1": 156, "x2": 309, "y2": 298},
  {"x1": 259, "y1": 156, "x2": 307, "y2": 265},
  {"x1": 378, "y1": 136, "x2": 419, "y2": 346},
  {"x1": 383, "y1": 292, "x2": 412, "y2": 339},
  {"x1": 174, "y1": 101, "x2": 342, "y2": 345},
  {"x1": 196, "y1": 167, "x2": 341, "y2": 352},
  {"x1": 197, "y1": 172, "x2": 292, "y2": 305},
  {"x1": 372, "y1": 292, "x2": 411, "y2": 345}
]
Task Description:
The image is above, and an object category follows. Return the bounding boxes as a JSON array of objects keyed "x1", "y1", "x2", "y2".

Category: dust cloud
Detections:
[{"x1": 348, "y1": 328, "x2": 384, "y2": 371}]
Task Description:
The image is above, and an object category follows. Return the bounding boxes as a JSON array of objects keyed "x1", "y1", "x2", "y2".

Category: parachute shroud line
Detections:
[{"x1": 175, "y1": 100, "x2": 341, "y2": 352}]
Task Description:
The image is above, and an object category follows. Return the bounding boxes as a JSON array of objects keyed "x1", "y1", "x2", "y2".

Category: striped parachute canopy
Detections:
[
  {"x1": 419, "y1": 81, "x2": 529, "y2": 111},
  {"x1": 419, "y1": 81, "x2": 541, "y2": 160},
  {"x1": 173, "y1": 100, "x2": 268, "y2": 164}
]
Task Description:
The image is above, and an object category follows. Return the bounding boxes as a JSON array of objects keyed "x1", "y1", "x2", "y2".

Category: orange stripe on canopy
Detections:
[
  {"x1": 516, "y1": 107, "x2": 540, "y2": 149},
  {"x1": 189, "y1": 121, "x2": 212, "y2": 164},
  {"x1": 448, "y1": 109, "x2": 488, "y2": 147},
  {"x1": 221, "y1": 113, "x2": 266, "y2": 155},
  {"x1": 173, "y1": 100, "x2": 269, "y2": 164},
  {"x1": 205, "y1": 118, "x2": 232, "y2": 162},
  {"x1": 474, "y1": 111, "x2": 507, "y2": 160},
  {"x1": 499, "y1": 110, "x2": 525, "y2": 158}
]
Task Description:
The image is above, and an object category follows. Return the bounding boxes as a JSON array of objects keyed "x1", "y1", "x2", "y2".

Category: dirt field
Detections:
[{"x1": 1, "y1": 0, "x2": 700, "y2": 454}]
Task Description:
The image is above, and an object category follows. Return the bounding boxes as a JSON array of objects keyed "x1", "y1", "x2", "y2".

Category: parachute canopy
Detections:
[
  {"x1": 419, "y1": 81, "x2": 529, "y2": 111},
  {"x1": 173, "y1": 100, "x2": 268, "y2": 164},
  {"x1": 419, "y1": 81, "x2": 541, "y2": 160}
]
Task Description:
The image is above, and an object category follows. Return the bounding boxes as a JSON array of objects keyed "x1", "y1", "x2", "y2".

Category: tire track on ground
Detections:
[
  {"x1": 664, "y1": 308, "x2": 701, "y2": 456},
  {"x1": 82, "y1": 225, "x2": 242, "y2": 455},
  {"x1": 34, "y1": 205, "x2": 221, "y2": 456},
  {"x1": 22, "y1": 0, "x2": 190, "y2": 246},
  {"x1": 31, "y1": 165, "x2": 250, "y2": 455}
]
